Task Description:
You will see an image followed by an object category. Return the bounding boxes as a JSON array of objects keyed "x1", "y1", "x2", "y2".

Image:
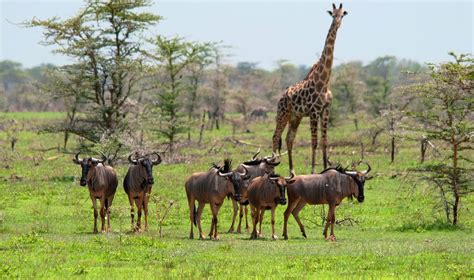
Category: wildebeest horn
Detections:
[
  {"x1": 151, "y1": 152, "x2": 162, "y2": 165},
  {"x1": 284, "y1": 171, "x2": 295, "y2": 181},
  {"x1": 252, "y1": 148, "x2": 261, "y2": 160},
  {"x1": 269, "y1": 173, "x2": 279, "y2": 182},
  {"x1": 73, "y1": 152, "x2": 82, "y2": 164},
  {"x1": 128, "y1": 154, "x2": 138, "y2": 165},
  {"x1": 361, "y1": 161, "x2": 372, "y2": 174},
  {"x1": 238, "y1": 165, "x2": 249, "y2": 177},
  {"x1": 264, "y1": 156, "x2": 280, "y2": 166},
  {"x1": 98, "y1": 152, "x2": 107, "y2": 163},
  {"x1": 218, "y1": 170, "x2": 233, "y2": 177}
]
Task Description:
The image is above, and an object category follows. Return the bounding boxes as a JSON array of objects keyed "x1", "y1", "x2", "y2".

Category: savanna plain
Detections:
[{"x1": 0, "y1": 112, "x2": 472, "y2": 279}]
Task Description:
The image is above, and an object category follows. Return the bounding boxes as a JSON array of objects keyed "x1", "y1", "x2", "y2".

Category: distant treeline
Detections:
[{"x1": 0, "y1": 56, "x2": 423, "y2": 122}]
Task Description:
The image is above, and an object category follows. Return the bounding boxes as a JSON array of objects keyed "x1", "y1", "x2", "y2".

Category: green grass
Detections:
[{"x1": 0, "y1": 112, "x2": 472, "y2": 279}]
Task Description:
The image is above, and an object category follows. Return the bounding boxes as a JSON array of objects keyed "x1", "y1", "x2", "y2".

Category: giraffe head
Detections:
[{"x1": 327, "y1": 3, "x2": 348, "y2": 29}]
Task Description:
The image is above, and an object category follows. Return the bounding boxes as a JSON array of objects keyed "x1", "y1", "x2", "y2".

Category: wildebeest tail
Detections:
[{"x1": 193, "y1": 205, "x2": 197, "y2": 226}]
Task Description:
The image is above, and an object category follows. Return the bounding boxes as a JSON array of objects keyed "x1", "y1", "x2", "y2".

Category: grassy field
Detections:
[{"x1": 0, "y1": 112, "x2": 472, "y2": 279}]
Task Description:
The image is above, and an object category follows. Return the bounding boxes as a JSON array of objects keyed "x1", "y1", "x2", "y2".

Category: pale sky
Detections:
[{"x1": 1, "y1": 0, "x2": 472, "y2": 69}]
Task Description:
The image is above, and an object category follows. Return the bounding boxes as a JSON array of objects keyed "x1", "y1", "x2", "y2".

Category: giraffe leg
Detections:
[
  {"x1": 310, "y1": 113, "x2": 320, "y2": 174},
  {"x1": 321, "y1": 106, "x2": 330, "y2": 169},
  {"x1": 286, "y1": 114, "x2": 303, "y2": 173},
  {"x1": 272, "y1": 97, "x2": 289, "y2": 155}
]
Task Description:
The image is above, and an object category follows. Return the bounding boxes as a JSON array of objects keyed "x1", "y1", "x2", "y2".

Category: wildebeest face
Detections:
[
  {"x1": 139, "y1": 158, "x2": 155, "y2": 185},
  {"x1": 73, "y1": 153, "x2": 102, "y2": 186},
  {"x1": 228, "y1": 172, "x2": 250, "y2": 201},
  {"x1": 219, "y1": 166, "x2": 250, "y2": 201},
  {"x1": 269, "y1": 176, "x2": 289, "y2": 205},
  {"x1": 128, "y1": 152, "x2": 162, "y2": 185},
  {"x1": 353, "y1": 173, "x2": 365, "y2": 203}
]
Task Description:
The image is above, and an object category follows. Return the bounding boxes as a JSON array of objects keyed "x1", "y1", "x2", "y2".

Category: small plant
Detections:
[{"x1": 151, "y1": 195, "x2": 175, "y2": 237}]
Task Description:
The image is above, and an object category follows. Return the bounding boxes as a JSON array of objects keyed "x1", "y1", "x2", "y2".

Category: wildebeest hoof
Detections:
[
  {"x1": 302, "y1": 232, "x2": 307, "y2": 238},
  {"x1": 283, "y1": 234, "x2": 288, "y2": 240},
  {"x1": 325, "y1": 235, "x2": 336, "y2": 242},
  {"x1": 189, "y1": 234, "x2": 194, "y2": 239}
]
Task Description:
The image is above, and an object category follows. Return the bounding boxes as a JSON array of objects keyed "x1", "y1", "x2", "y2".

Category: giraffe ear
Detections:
[
  {"x1": 343, "y1": 11, "x2": 348, "y2": 16},
  {"x1": 327, "y1": 10, "x2": 333, "y2": 16}
]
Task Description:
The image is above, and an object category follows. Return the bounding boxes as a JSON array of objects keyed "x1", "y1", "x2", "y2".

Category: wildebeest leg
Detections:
[
  {"x1": 236, "y1": 204, "x2": 245, "y2": 233},
  {"x1": 271, "y1": 207, "x2": 278, "y2": 240},
  {"x1": 323, "y1": 203, "x2": 336, "y2": 240},
  {"x1": 286, "y1": 115, "x2": 303, "y2": 173},
  {"x1": 227, "y1": 198, "x2": 238, "y2": 233},
  {"x1": 134, "y1": 197, "x2": 143, "y2": 232},
  {"x1": 128, "y1": 195, "x2": 135, "y2": 231},
  {"x1": 258, "y1": 209, "x2": 265, "y2": 237},
  {"x1": 244, "y1": 205, "x2": 249, "y2": 233},
  {"x1": 196, "y1": 202, "x2": 206, "y2": 240},
  {"x1": 187, "y1": 196, "x2": 195, "y2": 239},
  {"x1": 210, "y1": 203, "x2": 221, "y2": 240},
  {"x1": 328, "y1": 204, "x2": 336, "y2": 241},
  {"x1": 310, "y1": 113, "x2": 320, "y2": 174},
  {"x1": 292, "y1": 200, "x2": 308, "y2": 238},
  {"x1": 250, "y1": 205, "x2": 258, "y2": 239},
  {"x1": 91, "y1": 196, "x2": 98, "y2": 234},
  {"x1": 283, "y1": 197, "x2": 300, "y2": 240},
  {"x1": 106, "y1": 195, "x2": 114, "y2": 233},
  {"x1": 99, "y1": 197, "x2": 106, "y2": 233}
]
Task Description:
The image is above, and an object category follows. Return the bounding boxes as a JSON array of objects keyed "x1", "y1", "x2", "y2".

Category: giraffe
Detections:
[{"x1": 272, "y1": 3, "x2": 348, "y2": 174}]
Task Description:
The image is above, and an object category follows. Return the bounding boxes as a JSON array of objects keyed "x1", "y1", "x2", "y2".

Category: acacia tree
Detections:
[
  {"x1": 148, "y1": 36, "x2": 213, "y2": 152},
  {"x1": 404, "y1": 53, "x2": 473, "y2": 225},
  {"x1": 26, "y1": 0, "x2": 161, "y2": 159}
]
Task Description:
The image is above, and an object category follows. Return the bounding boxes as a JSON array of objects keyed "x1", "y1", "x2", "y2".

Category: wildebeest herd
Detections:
[
  {"x1": 73, "y1": 149, "x2": 371, "y2": 242},
  {"x1": 72, "y1": 4, "x2": 370, "y2": 241}
]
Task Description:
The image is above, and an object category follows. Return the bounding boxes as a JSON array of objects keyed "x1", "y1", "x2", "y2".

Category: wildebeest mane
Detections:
[
  {"x1": 222, "y1": 158, "x2": 232, "y2": 172},
  {"x1": 243, "y1": 158, "x2": 263, "y2": 166},
  {"x1": 210, "y1": 158, "x2": 232, "y2": 173},
  {"x1": 210, "y1": 162, "x2": 221, "y2": 170},
  {"x1": 320, "y1": 164, "x2": 346, "y2": 174}
]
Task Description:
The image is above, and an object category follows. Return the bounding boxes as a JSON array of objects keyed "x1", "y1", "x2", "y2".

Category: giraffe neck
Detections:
[{"x1": 308, "y1": 20, "x2": 338, "y2": 86}]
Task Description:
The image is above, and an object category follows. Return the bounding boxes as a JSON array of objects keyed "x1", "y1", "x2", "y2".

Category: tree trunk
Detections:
[
  {"x1": 420, "y1": 137, "x2": 427, "y2": 163},
  {"x1": 452, "y1": 142, "x2": 459, "y2": 225},
  {"x1": 390, "y1": 136, "x2": 395, "y2": 163},
  {"x1": 198, "y1": 110, "x2": 206, "y2": 146}
]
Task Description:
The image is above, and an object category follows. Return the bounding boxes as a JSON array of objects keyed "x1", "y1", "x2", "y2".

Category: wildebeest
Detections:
[
  {"x1": 228, "y1": 149, "x2": 280, "y2": 234},
  {"x1": 185, "y1": 159, "x2": 250, "y2": 240},
  {"x1": 73, "y1": 152, "x2": 118, "y2": 233},
  {"x1": 250, "y1": 107, "x2": 268, "y2": 120},
  {"x1": 124, "y1": 152, "x2": 162, "y2": 232},
  {"x1": 247, "y1": 172, "x2": 295, "y2": 240},
  {"x1": 283, "y1": 162, "x2": 371, "y2": 241}
]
